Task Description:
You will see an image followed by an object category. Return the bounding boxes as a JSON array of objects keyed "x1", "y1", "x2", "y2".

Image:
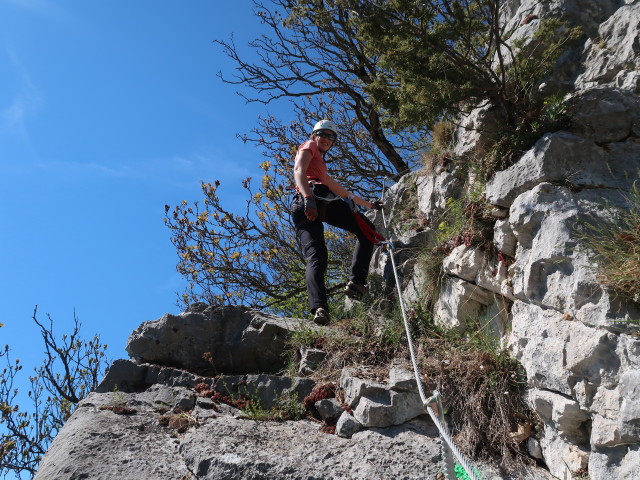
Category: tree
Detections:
[
  {"x1": 166, "y1": 0, "x2": 431, "y2": 314},
  {"x1": 216, "y1": 0, "x2": 427, "y2": 183},
  {"x1": 347, "y1": 0, "x2": 582, "y2": 165},
  {"x1": 167, "y1": 0, "x2": 579, "y2": 312},
  {"x1": 164, "y1": 167, "x2": 355, "y2": 316},
  {"x1": 0, "y1": 308, "x2": 109, "y2": 478}
]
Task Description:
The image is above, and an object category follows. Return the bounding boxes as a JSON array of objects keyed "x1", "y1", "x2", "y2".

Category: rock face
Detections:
[
  {"x1": 38, "y1": 315, "x2": 524, "y2": 479},
  {"x1": 125, "y1": 305, "x2": 304, "y2": 374},
  {"x1": 34, "y1": 356, "x2": 449, "y2": 480},
  {"x1": 179, "y1": 414, "x2": 442, "y2": 480},
  {"x1": 393, "y1": 1, "x2": 640, "y2": 478}
]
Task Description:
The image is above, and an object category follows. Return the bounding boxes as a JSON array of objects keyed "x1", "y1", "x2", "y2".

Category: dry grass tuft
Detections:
[
  {"x1": 421, "y1": 341, "x2": 534, "y2": 472},
  {"x1": 422, "y1": 119, "x2": 456, "y2": 176},
  {"x1": 580, "y1": 186, "x2": 640, "y2": 306}
]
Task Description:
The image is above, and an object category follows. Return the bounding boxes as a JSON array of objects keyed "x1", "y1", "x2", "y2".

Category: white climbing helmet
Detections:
[{"x1": 312, "y1": 119, "x2": 338, "y2": 136}]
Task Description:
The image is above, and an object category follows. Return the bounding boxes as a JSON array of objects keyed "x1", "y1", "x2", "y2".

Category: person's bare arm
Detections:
[
  {"x1": 293, "y1": 150, "x2": 319, "y2": 220},
  {"x1": 293, "y1": 150, "x2": 313, "y2": 198},
  {"x1": 323, "y1": 175, "x2": 375, "y2": 209}
]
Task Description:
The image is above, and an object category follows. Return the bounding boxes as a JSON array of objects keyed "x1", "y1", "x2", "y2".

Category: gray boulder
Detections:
[
  {"x1": 126, "y1": 305, "x2": 304, "y2": 374},
  {"x1": 335, "y1": 410, "x2": 362, "y2": 438},
  {"x1": 416, "y1": 161, "x2": 466, "y2": 220},
  {"x1": 576, "y1": 2, "x2": 640, "y2": 91},
  {"x1": 340, "y1": 366, "x2": 426, "y2": 429},
  {"x1": 315, "y1": 398, "x2": 344, "y2": 421},
  {"x1": 567, "y1": 88, "x2": 640, "y2": 143},
  {"x1": 486, "y1": 130, "x2": 640, "y2": 208}
]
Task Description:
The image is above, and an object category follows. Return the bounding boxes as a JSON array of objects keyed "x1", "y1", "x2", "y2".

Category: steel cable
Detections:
[{"x1": 378, "y1": 187, "x2": 481, "y2": 480}]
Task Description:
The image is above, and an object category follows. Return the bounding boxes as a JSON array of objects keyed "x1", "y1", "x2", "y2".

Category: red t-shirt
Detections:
[{"x1": 298, "y1": 140, "x2": 327, "y2": 184}]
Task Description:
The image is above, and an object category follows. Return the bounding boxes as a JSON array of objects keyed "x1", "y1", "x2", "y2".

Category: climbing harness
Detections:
[
  {"x1": 379, "y1": 185, "x2": 481, "y2": 480},
  {"x1": 291, "y1": 181, "x2": 386, "y2": 245}
]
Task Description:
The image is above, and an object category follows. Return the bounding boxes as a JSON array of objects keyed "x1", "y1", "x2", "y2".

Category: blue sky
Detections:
[{"x1": 0, "y1": 1, "x2": 289, "y2": 369}]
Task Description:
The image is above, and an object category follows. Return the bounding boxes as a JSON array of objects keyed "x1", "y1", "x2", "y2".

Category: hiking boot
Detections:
[
  {"x1": 312, "y1": 307, "x2": 330, "y2": 325},
  {"x1": 345, "y1": 281, "x2": 368, "y2": 300}
]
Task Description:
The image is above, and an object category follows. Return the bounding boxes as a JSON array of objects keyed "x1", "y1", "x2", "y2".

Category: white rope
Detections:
[
  {"x1": 425, "y1": 398, "x2": 481, "y2": 480},
  {"x1": 379, "y1": 189, "x2": 480, "y2": 480},
  {"x1": 383, "y1": 234, "x2": 428, "y2": 403}
]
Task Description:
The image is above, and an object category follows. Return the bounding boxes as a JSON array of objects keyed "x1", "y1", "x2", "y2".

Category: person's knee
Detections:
[{"x1": 303, "y1": 239, "x2": 328, "y2": 262}]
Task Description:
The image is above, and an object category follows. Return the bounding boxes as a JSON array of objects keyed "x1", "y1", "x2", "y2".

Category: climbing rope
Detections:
[{"x1": 378, "y1": 189, "x2": 481, "y2": 480}]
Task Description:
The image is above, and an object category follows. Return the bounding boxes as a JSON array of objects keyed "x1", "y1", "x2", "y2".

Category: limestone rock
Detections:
[
  {"x1": 340, "y1": 368, "x2": 387, "y2": 408},
  {"x1": 416, "y1": 164, "x2": 466, "y2": 220},
  {"x1": 388, "y1": 365, "x2": 420, "y2": 392},
  {"x1": 434, "y1": 277, "x2": 494, "y2": 329},
  {"x1": 297, "y1": 346, "x2": 327, "y2": 375},
  {"x1": 527, "y1": 437, "x2": 543, "y2": 460},
  {"x1": 371, "y1": 228, "x2": 434, "y2": 295},
  {"x1": 353, "y1": 390, "x2": 424, "y2": 429},
  {"x1": 510, "y1": 299, "x2": 640, "y2": 478},
  {"x1": 589, "y1": 445, "x2": 640, "y2": 480},
  {"x1": 567, "y1": 88, "x2": 640, "y2": 143},
  {"x1": 402, "y1": 259, "x2": 428, "y2": 308},
  {"x1": 575, "y1": 3, "x2": 640, "y2": 91},
  {"x1": 486, "y1": 131, "x2": 640, "y2": 208},
  {"x1": 454, "y1": 104, "x2": 505, "y2": 158},
  {"x1": 507, "y1": 183, "x2": 640, "y2": 328},
  {"x1": 511, "y1": 301, "x2": 615, "y2": 395},
  {"x1": 528, "y1": 389, "x2": 590, "y2": 444},
  {"x1": 179, "y1": 416, "x2": 443, "y2": 480},
  {"x1": 335, "y1": 410, "x2": 362, "y2": 438},
  {"x1": 33, "y1": 391, "x2": 193, "y2": 480},
  {"x1": 315, "y1": 398, "x2": 344, "y2": 421},
  {"x1": 501, "y1": 0, "x2": 621, "y2": 45},
  {"x1": 230, "y1": 374, "x2": 315, "y2": 410},
  {"x1": 35, "y1": 362, "x2": 448, "y2": 480},
  {"x1": 370, "y1": 172, "x2": 419, "y2": 234},
  {"x1": 125, "y1": 306, "x2": 303, "y2": 374},
  {"x1": 340, "y1": 366, "x2": 425, "y2": 429},
  {"x1": 443, "y1": 244, "x2": 486, "y2": 283},
  {"x1": 493, "y1": 218, "x2": 517, "y2": 258}
]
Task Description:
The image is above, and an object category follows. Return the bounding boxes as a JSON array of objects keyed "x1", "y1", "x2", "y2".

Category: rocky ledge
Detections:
[{"x1": 34, "y1": 306, "x2": 550, "y2": 479}]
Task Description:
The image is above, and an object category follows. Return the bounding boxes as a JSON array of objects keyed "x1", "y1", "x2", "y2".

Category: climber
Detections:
[{"x1": 291, "y1": 119, "x2": 384, "y2": 326}]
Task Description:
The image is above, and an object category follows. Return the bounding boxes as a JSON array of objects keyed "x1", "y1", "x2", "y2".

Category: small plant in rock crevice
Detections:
[
  {"x1": 99, "y1": 384, "x2": 137, "y2": 415},
  {"x1": 302, "y1": 383, "x2": 353, "y2": 435},
  {"x1": 303, "y1": 383, "x2": 336, "y2": 413},
  {"x1": 422, "y1": 119, "x2": 457, "y2": 176},
  {"x1": 194, "y1": 382, "x2": 307, "y2": 422},
  {"x1": 244, "y1": 392, "x2": 306, "y2": 422},
  {"x1": 289, "y1": 323, "x2": 328, "y2": 350},
  {"x1": 412, "y1": 184, "x2": 497, "y2": 315},
  {"x1": 158, "y1": 410, "x2": 198, "y2": 434},
  {"x1": 202, "y1": 351, "x2": 218, "y2": 376},
  {"x1": 195, "y1": 382, "x2": 253, "y2": 410},
  {"x1": 576, "y1": 184, "x2": 640, "y2": 315}
]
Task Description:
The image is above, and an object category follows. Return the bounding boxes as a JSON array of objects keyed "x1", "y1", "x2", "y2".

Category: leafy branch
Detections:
[{"x1": 1, "y1": 308, "x2": 109, "y2": 478}]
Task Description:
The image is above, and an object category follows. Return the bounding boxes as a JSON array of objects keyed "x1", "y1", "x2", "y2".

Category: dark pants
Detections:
[{"x1": 291, "y1": 190, "x2": 376, "y2": 313}]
